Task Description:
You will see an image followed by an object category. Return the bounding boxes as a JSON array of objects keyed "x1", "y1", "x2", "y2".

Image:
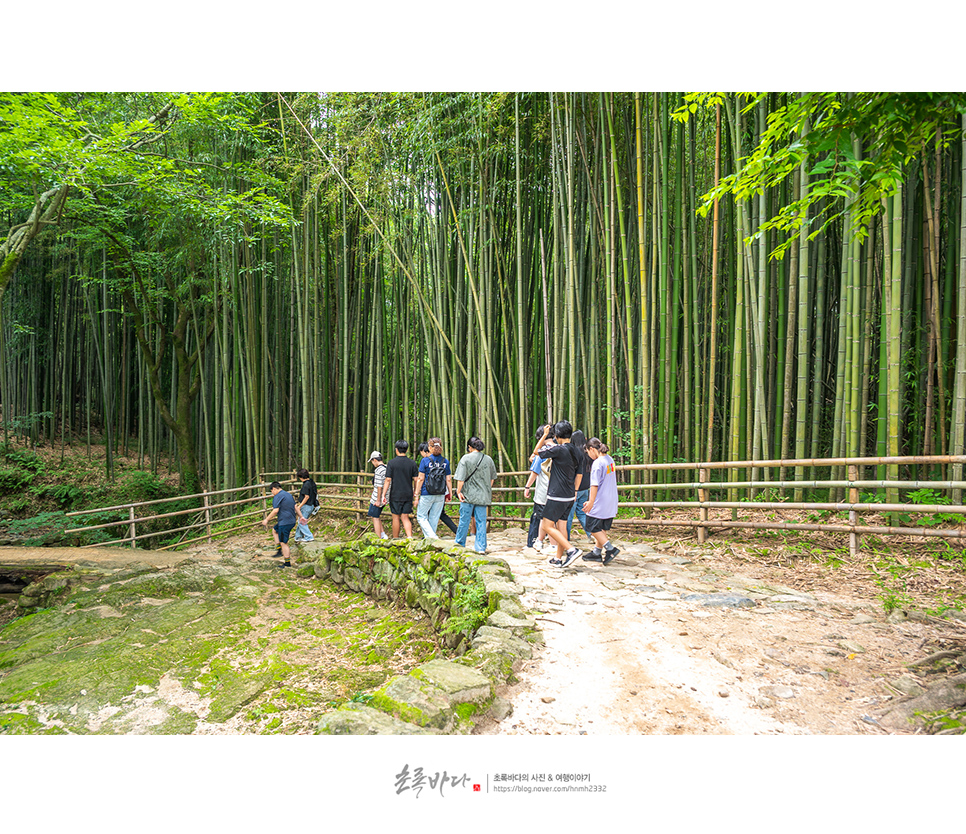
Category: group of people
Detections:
[
  {"x1": 366, "y1": 437, "x2": 498, "y2": 553},
  {"x1": 524, "y1": 420, "x2": 620, "y2": 568},
  {"x1": 259, "y1": 421, "x2": 620, "y2": 569}
]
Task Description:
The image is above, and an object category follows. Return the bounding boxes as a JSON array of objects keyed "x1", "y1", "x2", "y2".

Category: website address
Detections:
[{"x1": 492, "y1": 785, "x2": 607, "y2": 793}]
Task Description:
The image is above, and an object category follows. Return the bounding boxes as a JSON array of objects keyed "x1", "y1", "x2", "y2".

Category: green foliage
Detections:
[
  {"x1": 441, "y1": 577, "x2": 488, "y2": 636},
  {"x1": 896, "y1": 488, "x2": 960, "y2": 528},
  {"x1": 742, "y1": 487, "x2": 787, "y2": 503},
  {"x1": 114, "y1": 471, "x2": 177, "y2": 504},
  {"x1": 675, "y1": 92, "x2": 966, "y2": 259},
  {"x1": 906, "y1": 488, "x2": 951, "y2": 506},
  {"x1": 604, "y1": 385, "x2": 645, "y2": 463},
  {"x1": 0, "y1": 446, "x2": 45, "y2": 473},
  {"x1": 878, "y1": 587, "x2": 915, "y2": 614},
  {"x1": 1, "y1": 511, "x2": 78, "y2": 546},
  {"x1": 0, "y1": 468, "x2": 32, "y2": 491},
  {"x1": 29, "y1": 483, "x2": 86, "y2": 508},
  {"x1": 2, "y1": 412, "x2": 53, "y2": 437}
]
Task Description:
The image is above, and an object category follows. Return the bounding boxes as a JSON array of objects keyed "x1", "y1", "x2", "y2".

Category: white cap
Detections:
[{"x1": 369, "y1": 450, "x2": 383, "y2": 461}]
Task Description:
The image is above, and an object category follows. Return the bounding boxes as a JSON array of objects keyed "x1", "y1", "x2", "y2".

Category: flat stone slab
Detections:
[
  {"x1": 639, "y1": 590, "x2": 678, "y2": 601},
  {"x1": 682, "y1": 592, "x2": 756, "y2": 609},
  {"x1": 317, "y1": 704, "x2": 439, "y2": 735},
  {"x1": 487, "y1": 609, "x2": 536, "y2": 631},
  {"x1": 370, "y1": 674, "x2": 454, "y2": 731},
  {"x1": 412, "y1": 659, "x2": 492, "y2": 703},
  {"x1": 760, "y1": 685, "x2": 796, "y2": 699},
  {"x1": 0, "y1": 546, "x2": 186, "y2": 571},
  {"x1": 470, "y1": 625, "x2": 534, "y2": 659},
  {"x1": 481, "y1": 574, "x2": 525, "y2": 597}
]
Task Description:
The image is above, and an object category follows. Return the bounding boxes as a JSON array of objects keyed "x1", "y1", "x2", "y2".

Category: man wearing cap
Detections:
[
  {"x1": 262, "y1": 481, "x2": 297, "y2": 567},
  {"x1": 367, "y1": 451, "x2": 389, "y2": 539}
]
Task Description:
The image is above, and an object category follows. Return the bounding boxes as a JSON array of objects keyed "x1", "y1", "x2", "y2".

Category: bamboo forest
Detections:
[{"x1": 3, "y1": 91, "x2": 966, "y2": 496}]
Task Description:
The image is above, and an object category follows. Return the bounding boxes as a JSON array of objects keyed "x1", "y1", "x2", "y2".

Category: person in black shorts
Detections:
[
  {"x1": 262, "y1": 481, "x2": 297, "y2": 567},
  {"x1": 367, "y1": 451, "x2": 388, "y2": 539},
  {"x1": 531, "y1": 420, "x2": 584, "y2": 568},
  {"x1": 382, "y1": 439, "x2": 420, "y2": 538}
]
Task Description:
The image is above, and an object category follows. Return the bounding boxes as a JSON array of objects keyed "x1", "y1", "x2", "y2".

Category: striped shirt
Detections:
[{"x1": 371, "y1": 463, "x2": 387, "y2": 503}]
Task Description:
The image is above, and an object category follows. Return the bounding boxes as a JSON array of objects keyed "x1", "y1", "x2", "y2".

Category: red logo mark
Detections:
[{"x1": 473, "y1": 784, "x2": 481, "y2": 792}]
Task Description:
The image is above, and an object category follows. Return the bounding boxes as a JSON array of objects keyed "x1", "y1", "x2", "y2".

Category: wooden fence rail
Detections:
[{"x1": 60, "y1": 456, "x2": 966, "y2": 555}]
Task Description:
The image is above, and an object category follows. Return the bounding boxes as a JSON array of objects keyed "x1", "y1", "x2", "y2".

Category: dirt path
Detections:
[{"x1": 469, "y1": 528, "x2": 956, "y2": 735}]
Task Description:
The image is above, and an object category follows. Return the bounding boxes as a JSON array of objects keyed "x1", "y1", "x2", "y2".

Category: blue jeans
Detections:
[
  {"x1": 416, "y1": 493, "x2": 445, "y2": 539},
  {"x1": 567, "y1": 488, "x2": 590, "y2": 540},
  {"x1": 296, "y1": 504, "x2": 318, "y2": 541},
  {"x1": 456, "y1": 503, "x2": 488, "y2": 552}
]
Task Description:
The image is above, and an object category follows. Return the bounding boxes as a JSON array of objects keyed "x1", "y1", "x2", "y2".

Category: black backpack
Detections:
[{"x1": 424, "y1": 457, "x2": 448, "y2": 495}]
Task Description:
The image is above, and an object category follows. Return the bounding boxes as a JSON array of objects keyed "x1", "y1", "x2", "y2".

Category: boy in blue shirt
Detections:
[{"x1": 262, "y1": 481, "x2": 297, "y2": 567}]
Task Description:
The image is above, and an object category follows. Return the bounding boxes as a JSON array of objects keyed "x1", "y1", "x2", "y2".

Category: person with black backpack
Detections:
[{"x1": 413, "y1": 437, "x2": 452, "y2": 539}]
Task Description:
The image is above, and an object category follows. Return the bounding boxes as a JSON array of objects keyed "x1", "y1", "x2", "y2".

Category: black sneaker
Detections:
[
  {"x1": 582, "y1": 549, "x2": 602, "y2": 562},
  {"x1": 272, "y1": 549, "x2": 284, "y2": 559},
  {"x1": 562, "y1": 547, "x2": 582, "y2": 568},
  {"x1": 603, "y1": 545, "x2": 620, "y2": 565},
  {"x1": 548, "y1": 557, "x2": 563, "y2": 567}
]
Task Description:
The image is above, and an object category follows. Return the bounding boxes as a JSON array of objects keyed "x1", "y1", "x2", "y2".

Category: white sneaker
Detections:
[{"x1": 532, "y1": 540, "x2": 543, "y2": 553}]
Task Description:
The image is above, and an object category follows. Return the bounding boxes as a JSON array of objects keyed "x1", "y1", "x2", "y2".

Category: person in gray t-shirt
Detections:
[{"x1": 454, "y1": 436, "x2": 498, "y2": 554}]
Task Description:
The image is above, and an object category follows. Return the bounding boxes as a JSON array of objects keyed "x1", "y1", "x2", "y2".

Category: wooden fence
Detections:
[{"x1": 63, "y1": 455, "x2": 966, "y2": 555}]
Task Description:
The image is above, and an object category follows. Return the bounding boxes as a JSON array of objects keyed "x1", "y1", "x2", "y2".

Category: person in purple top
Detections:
[{"x1": 581, "y1": 437, "x2": 621, "y2": 565}]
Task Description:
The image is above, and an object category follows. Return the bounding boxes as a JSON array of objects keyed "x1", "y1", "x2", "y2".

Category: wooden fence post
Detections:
[
  {"x1": 203, "y1": 492, "x2": 212, "y2": 543},
  {"x1": 697, "y1": 467, "x2": 708, "y2": 545},
  {"x1": 848, "y1": 463, "x2": 860, "y2": 557},
  {"x1": 129, "y1": 506, "x2": 137, "y2": 549}
]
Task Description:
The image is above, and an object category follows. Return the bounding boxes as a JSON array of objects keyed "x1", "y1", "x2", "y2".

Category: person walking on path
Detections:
[
  {"x1": 418, "y1": 442, "x2": 459, "y2": 534},
  {"x1": 382, "y1": 440, "x2": 420, "y2": 538},
  {"x1": 567, "y1": 430, "x2": 593, "y2": 544},
  {"x1": 580, "y1": 437, "x2": 621, "y2": 565},
  {"x1": 454, "y1": 436, "x2": 498, "y2": 554},
  {"x1": 414, "y1": 437, "x2": 452, "y2": 539},
  {"x1": 262, "y1": 481, "x2": 297, "y2": 567},
  {"x1": 523, "y1": 424, "x2": 553, "y2": 551},
  {"x1": 293, "y1": 468, "x2": 319, "y2": 543},
  {"x1": 531, "y1": 420, "x2": 584, "y2": 568},
  {"x1": 367, "y1": 451, "x2": 389, "y2": 539}
]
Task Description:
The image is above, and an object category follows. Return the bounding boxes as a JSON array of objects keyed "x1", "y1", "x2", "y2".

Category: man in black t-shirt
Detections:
[
  {"x1": 294, "y1": 467, "x2": 319, "y2": 542},
  {"x1": 382, "y1": 439, "x2": 420, "y2": 539},
  {"x1": 531, "y1": 420, "x2": 584, "y2": 568}
]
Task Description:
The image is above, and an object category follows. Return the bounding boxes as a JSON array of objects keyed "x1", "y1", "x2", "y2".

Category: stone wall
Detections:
[{"x1": 303, "y1": 536, "x2": 540, "y2": 735}]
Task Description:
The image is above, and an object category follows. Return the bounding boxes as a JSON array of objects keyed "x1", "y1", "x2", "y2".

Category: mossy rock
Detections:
[
  {"x1": 410, "y1": 659, "x2": 492, "y2": 705},
  {"x1": 316, "y1": 703, "x2": 438, "y2": 735},
  {"x1": 369, "y1": 674, "x2": 455, "y2": 731}
]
